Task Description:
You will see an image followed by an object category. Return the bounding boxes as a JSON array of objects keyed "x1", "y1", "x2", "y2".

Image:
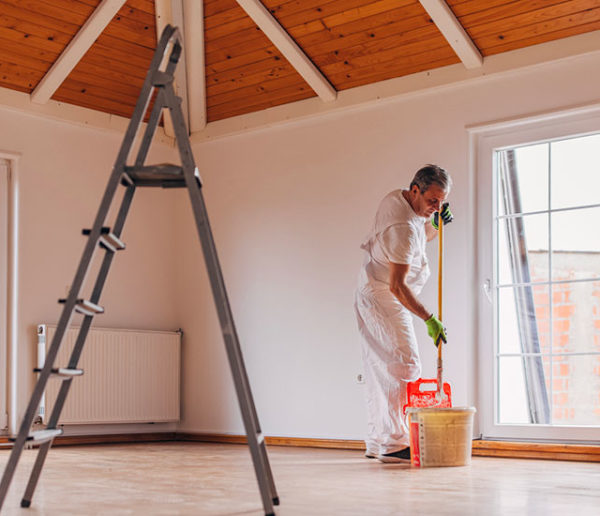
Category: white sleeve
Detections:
[{"x1": 377, "y1": 224, "x2": 417, "y2": 265}]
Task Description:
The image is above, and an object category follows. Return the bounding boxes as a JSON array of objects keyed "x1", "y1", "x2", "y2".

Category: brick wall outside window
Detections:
[{"x1": 529, "y1": 251, "x2": 600, "y2": 425}]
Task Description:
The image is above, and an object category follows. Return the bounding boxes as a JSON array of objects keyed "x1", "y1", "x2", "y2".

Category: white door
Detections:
[{"x1": 475, "y1": 109, "x2": 600, "y2": 442}]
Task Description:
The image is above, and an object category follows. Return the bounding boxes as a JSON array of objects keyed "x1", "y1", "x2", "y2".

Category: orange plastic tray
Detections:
[{"x1": 402, "y1": 378, "x2": 452, "y2": 415}]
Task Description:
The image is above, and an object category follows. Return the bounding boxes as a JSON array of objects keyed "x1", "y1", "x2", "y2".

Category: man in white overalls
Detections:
[{"x1": 355, "y1": 165, "x2": 453, "y2": 463}]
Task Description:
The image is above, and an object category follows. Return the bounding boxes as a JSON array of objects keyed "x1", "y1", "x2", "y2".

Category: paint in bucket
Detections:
[{"x1": 406, "y1": 406, "x2": 476, "y2": 467}]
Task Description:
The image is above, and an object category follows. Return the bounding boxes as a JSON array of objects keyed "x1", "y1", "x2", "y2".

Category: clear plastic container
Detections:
[{"x1": 407, "y1": 407, "x2": 477, "y2": 467}]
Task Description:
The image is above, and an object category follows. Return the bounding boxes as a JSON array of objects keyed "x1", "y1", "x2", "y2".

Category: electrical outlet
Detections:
[{"x1": 356, "y1": 374, "x2": 365, "y2": 384}]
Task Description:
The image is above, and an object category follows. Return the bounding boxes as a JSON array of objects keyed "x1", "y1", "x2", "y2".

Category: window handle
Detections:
[{"x1": 483, "y1": 279, "x2": 492, "y2": 304}]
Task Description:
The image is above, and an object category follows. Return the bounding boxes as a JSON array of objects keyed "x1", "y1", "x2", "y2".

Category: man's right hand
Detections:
[{"x1": 425, "y1": 315, "x2": 447, "y2": 347}]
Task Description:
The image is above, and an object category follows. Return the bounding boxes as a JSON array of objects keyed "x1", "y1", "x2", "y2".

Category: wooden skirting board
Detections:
[{"x1": 1, "y1": 433, "x2": 598, "y2": 462}]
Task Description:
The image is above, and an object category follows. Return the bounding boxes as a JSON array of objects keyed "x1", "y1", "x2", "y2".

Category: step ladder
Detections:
[{"x1": 0, "y1": 25, "x2": 278, "y2": 516}]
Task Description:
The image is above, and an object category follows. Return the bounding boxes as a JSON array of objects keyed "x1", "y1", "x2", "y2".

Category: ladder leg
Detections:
[
  {"x1": 162, "y1": 84, "x2": 278, "y2": 515},
  {"x1": 20, "y1": 186, "x2": 136, "y2": 507}
]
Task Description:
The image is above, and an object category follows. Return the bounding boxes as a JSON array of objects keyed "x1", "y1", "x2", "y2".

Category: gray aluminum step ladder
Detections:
[{"x1": 0, "y1": 25, "x2": 278, "y2": 516}]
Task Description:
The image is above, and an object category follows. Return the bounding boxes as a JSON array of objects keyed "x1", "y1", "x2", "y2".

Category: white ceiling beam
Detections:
[
  {"x1": 418, "y1": 0, "x2": 483, "y2": 69},
  {"x1": 183, "y1": 0, "x2": 206, "y2": 132},
  {"x1": 31, "y1": 0, "x2": 126, "y2": 104},
  {"x1": 235, "y1": 0, "x2": 337, "y2": 102}
]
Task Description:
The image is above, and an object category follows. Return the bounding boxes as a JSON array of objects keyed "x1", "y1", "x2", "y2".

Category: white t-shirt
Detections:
[{"x1": 359, "y1": 189, "x2": 430, "y2": 293}]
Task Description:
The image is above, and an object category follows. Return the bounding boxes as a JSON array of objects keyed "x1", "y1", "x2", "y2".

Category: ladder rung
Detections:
[
  {"x1": 9, "y1": 429, "x2": 63, "y2": 445},
  {"x1": 58, "y1": 298, "x2": 104, "y2": 316},
  {"x1": 100, "y1": 233, "x2": 125, "y2": 252},
  {"x1": 33, "y1": 367, "x2": 83, "y2": 379},
  {"x1": 28, "y1": 429, "x2": 63, "y2": 444},
  {"x1": 82, "y1": 228, "x2": 126, "y2": 252},
  {"x1": 123, "y1": 164, "x2": 186, "y2": 188}
]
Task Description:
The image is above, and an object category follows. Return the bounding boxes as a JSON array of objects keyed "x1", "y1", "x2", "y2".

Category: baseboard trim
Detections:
[
  {"x1": 472, "y1": 439, "x2": 600, "y2": 462},
  {"x1": 2, "y1": 432, "x2": 599, "y2": 462},
  {"x1": 176, "y1": 433, "x2": 365, "y2": 450},
  {"x1": 0, "y1": 433, "x2": 176, "y2": 448}
]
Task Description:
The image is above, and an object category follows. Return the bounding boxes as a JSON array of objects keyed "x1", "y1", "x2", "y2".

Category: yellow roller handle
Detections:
[{"x1": 437, "y1": 211, "x2": 444, "y2": 395}]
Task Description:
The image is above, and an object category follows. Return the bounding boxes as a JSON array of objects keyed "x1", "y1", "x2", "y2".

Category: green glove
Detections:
[
  {"x1": 432, "y1": 202, "x2": 453, "y2": 230},
  {"x1": 425, "y1": 315, "x2": 447, "y2": 347}
]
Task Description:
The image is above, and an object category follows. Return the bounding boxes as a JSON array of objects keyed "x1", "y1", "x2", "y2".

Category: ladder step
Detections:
[
  {"x1": 9, "y1": 429, "x2": 63, "y2": 445},
  {"x1": 58, "y1": 298, "x2": 104, "y2": 316},
  {"x1": 82, "y1": 227, "x2": 126, "y2": 252},
  {"x1": 28, "y1": 429, "x2": 63, "y2": 444},
  {"x1": 33, "y1": 367, "x2": 83, "y2": 379},
  {"x1": 122, "y1": 164, "x2": 186, "y2": 188}
]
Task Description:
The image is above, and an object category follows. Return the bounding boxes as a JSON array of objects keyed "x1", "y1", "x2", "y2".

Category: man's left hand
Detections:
[{"x1": 432, "y1": 203, "x2": 453, "y2": 230}]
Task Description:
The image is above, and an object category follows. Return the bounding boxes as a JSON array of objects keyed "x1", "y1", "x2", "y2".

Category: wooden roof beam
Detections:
[
  {"x1": 418, "y1": 0, "x2": 483, "y2": 69},
  {"x1": 31, "y1": 0, "x2": 127, "y2": 104},
  {"x1": 235, "y1": 0, "x2": 337, "y2": 102}
]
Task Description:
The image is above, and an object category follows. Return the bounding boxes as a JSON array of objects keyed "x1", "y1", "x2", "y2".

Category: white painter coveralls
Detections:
[{"x1": 355, "y1": 189, "x2": 430, "y2": 455}]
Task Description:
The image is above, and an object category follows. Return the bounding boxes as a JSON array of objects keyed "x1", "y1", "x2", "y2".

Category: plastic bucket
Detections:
[{"x1": 406, "y1": 407, "x2": 476, "y2": 467}]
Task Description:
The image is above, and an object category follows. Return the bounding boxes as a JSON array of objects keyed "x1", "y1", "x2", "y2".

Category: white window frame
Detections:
[
  {"x1": 0, "y1": 151, "x2": 19, "y2": 435},
  {"x1": 471, "y1": 104, "x2": 600, "y2": 442}
]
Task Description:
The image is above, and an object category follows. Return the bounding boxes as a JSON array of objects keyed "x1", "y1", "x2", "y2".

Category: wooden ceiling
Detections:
[{"x1": 1, "y1": 0, "x2": 599, "y2": 125}]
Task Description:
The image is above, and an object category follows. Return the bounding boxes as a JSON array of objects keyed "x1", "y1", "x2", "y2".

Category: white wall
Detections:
[
  {"x1": 0, "y1": 108, "x2": 180, "y2": 431},
  {"x1": 177, "y1": 50, "x2": 600, "y2": 439}
]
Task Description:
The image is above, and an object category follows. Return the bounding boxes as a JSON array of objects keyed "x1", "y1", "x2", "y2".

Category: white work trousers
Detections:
[{"x1": 355, "y1": 284, "x2": 421, "y2": 455}]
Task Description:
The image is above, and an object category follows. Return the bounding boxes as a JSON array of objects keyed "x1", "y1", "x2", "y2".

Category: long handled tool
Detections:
[
  {"x1": 436, "y1": 210, "x2": 446, "y2": 402},
  {"x1": 402, "y1": 207, "x2": 452, "y2": 413}
]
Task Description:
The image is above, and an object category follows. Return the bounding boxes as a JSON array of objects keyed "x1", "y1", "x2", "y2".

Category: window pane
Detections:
[
  {"x1": 498, "y1": 355, "x2": 550, "y2": 425},
  {"x1": 497, "y1": 144, "x2": 548, "y2": 216},
  {"x1": 551, "y1": 207, "x2": 600, "y2": 281},
  {"x1": 551, "y1": 134, "x2": 600, "y2": 210},
  {"x1": 552, "y1": 282, "x2": 600, "y2": 354},
  {"x1": 551, "y1": 354, "x2": 600, "y2": 426},
  {"x1": 498, "y1": 285, "x2": 549, "y2": 355},
  {"x1": 497, "y1": 214, "x2": 548, "y2": 285}
]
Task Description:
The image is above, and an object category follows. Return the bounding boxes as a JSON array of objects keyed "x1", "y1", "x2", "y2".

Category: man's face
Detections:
[{"x1": 412, "y1": 184, "x2": 448, "y2": 218}]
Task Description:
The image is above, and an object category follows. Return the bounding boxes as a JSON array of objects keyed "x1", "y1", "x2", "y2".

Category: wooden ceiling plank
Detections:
[
  {"x1": 338, "y1": 53, "x2": 459, "y2": 90},
  {"x1": 207, "y1": 47, "x2": 284, "y2": 76},
  {"x1": 0, "y1": 1, "x2": 155, "y2": 51},
  {"x1": 205, "y1": 0, "x2": 378, "y2": 40},
  {"x1": 207, "y1": 76, "x2": 315, "y2": 110},
  {"x1": 77, "y1": 0, "x2": 156, "y2": 17},
  {"x1": 209, "y1": 88, "x2": 313, "y2": 121},
  {"x1": 235, "y1": 0, "x2": 337, "y2": 102},
  {"x1": 483, "y1": 18, "x2": 600, "y2": 56},
  {"x1": 204, "y1": 0, "x2": 239, "y2": 18},
  {"x1": 306, "y1": 15, "x2": 439, "y2": 62},
  {"x1": 418, "y1": 0, "x2": 483, "y2": 68},
  {"x1": 467, "y1": 0, "x2": 599, "y2": 39},
  {"x1": 454, "y1": 0, "x2": 571, "y2": 28},
  {"x1": 205, "y1": 0, "x2": 419, "y2": 67},
  {"x1": 31, "y1": 0, "x2": 128, "y2": 104},
  {"x1": 52, "y1": 88, "x2": 135, "y2": 118},
  {"x1": 206, "y1": 9, "x2": 437, "y2": 91},
  {"x1": 0, "y1": 61, "x2": 46, "y2": 92},
  {"x1": 207, "y1": 54, "x2": 291, "y2": 90},
  {"x1": 208, "y1": 73, "x2": 309, "y2": 108},
  {"x1": 207, "y1": 64, "x2": 298, "y2": 97},
  {"x1": 473, "y1": 6, "x2": 600, "y2": 54},
  {"x1": 327, "y1": 46, "x2": 459, "y2": 87},
  {"x1": 316, "y1": 32, "x2": 450, "y2": 73},
  {"x1": 206, "y1": 5, "x2": 431, "y2": 76},
  {"x1": 183, "y1": 0, "x2": 207, "y2": 132}
]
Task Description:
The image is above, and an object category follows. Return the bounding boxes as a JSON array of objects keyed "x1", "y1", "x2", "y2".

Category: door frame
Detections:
[{"x1": 469, "y1": 104, "x2": 600, "y2": 442}]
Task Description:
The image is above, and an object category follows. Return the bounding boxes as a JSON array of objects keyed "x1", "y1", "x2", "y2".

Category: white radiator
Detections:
[{"x1": 37, "y1": 324, "x2": 181, "y2": 425}]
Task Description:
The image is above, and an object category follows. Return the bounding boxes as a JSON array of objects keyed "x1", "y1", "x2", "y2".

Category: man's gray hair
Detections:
[{"x1": 409, "y1": 164, "x2": 452, "y2": 193}]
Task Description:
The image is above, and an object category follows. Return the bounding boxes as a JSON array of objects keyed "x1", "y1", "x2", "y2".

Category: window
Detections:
[{"x1": 474, "y1": 108, "x2": 600, "y2": 441}]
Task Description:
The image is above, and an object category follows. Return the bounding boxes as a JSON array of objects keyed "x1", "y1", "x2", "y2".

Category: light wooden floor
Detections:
[{"x1": 1, "y1": 442, "x2": 599, "y2": 515}]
